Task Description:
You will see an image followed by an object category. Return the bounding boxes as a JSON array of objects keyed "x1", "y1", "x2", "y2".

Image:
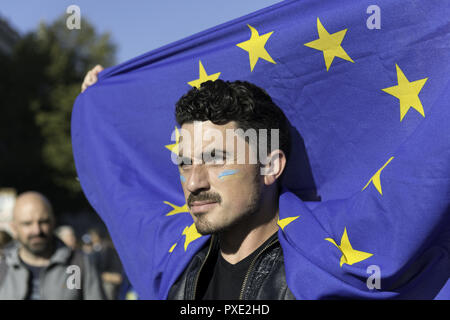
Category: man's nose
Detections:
[
  {"x1": 186, "y1": 165, "x2": 210, "y2": 194},
  {"x1": 30, "y1": 223, "x2": 42, "y2": 235}
]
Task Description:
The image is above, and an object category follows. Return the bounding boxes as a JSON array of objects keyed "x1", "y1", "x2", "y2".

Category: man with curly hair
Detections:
[{"x1": 82, "y1": 70, "x2": 294, "y2": 300}]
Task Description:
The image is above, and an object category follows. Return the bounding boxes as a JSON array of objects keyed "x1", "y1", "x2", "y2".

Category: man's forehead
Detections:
[
  {"x1": 13, "y1": 197, "x2": 53, "y2": 222},
  {"x1": 180, "y1": 120, "x2": 238, "y2": 135},
  {"x1": 15, "y1": 210, "x2": 52, "y2": 223},
  {"x1": 178, "y1": 121, "x2": 240, "y2": 151}
]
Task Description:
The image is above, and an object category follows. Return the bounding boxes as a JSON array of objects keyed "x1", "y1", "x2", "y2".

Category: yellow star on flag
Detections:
[
  {"x1": 304, "y1": 17, "x2": 354, "y2": 71},
  {"x1": 382, "y1": 64, "x2": 428, "y2": 122},
  {"x1": 182, "y1": 223, "x2": 202, "y2": 251},
  {"x1": 163, "y1": 201, "x2": 189, "y2": 216},
  {"x1": 236, "y1": 24, "x2": 276, "y2": 72},
  {"x1": 362, "y1": 156, "x2": 394, "y2": 195},
  {"x1": 165, "y1": 126, "x2": 180, "y2": 155},
  {"x1": 325, "y1": 228, "x2": 373, "y2": 267},
  {"x1": 188, "y1": 60, "x2": 221, "y2": 89},
  {"x1": 168, "y1": 243, "x2": 177, "y2": 253},
  {"x1": 277, "y1": 216, "x2": 300, "y2": 231}
]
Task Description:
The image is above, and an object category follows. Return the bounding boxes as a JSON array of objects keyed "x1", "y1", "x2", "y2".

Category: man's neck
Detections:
[{"x1": 219, "y1": 207, "x2": 279, "y2": 265}]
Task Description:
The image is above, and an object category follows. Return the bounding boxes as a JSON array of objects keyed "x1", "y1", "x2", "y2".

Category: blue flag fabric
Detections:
[{"x1": 72, "y1": 0, "x2": 450, "y2": 299}]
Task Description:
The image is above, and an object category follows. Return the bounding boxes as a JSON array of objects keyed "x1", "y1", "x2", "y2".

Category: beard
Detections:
[
  {"x1": 22, "y1": 235, "x2": 52, "y2": 255},
  {"x1": 188, "y1": 166, "x2": 264, "y2": 236},
  {"x1": 192, "y1": 186, "x2": 262, "y2": 236},
  {"x1": 193, "y1": 203, "x2": 260, "y2": 236}
]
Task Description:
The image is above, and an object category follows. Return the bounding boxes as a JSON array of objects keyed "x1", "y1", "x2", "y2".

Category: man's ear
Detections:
[{"x1": 261, "y1": 149, "x2": 287, "y2": 186}]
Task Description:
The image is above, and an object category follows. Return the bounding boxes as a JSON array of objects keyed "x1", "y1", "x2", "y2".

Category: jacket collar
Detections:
[{"x1": 4, "y1": 237, "x2": 72, "y2": 268}]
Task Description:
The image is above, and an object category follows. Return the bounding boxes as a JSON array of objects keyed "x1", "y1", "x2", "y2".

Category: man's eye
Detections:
[
  {"x1": 177, "y1": 156, "x2": 191, "y2": 167},
  {"x1": 179, "y1": 160, "x2": 192, "y2": 169},
  {"x1": 205, "y1": 150, "x2": 226, "y2": 165}
]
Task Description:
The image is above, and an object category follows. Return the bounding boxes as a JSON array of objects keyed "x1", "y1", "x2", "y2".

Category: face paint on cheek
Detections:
[
  {"x1": 180, "y1": 175, "x2": 186, "y2": 183},
  {"x1": 218, "y1": 169, "x2": 239, "y2": 181}
]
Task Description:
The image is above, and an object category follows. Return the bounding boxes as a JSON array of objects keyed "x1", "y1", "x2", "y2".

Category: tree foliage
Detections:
[{"x1": 0, "y1": 16, "x2": 116, "y2": 214}]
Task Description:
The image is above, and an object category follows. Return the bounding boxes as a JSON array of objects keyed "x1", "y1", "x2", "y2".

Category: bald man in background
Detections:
[{"x1": 0, "y1": 191, "x2": 105, "y2": 300}]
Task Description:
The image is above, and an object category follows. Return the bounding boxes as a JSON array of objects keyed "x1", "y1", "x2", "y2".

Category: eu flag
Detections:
[{"x1": 72, "y1": 0, "x2": 450, "y2": 299}]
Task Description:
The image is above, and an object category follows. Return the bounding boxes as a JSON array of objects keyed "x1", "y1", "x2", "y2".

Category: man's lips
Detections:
[
  {"x1": 29, "y1": 237, "x2": 47, "y2": 244},
  {"x1": 189, "y1": 201, "x2": 218, "y2": 214}
]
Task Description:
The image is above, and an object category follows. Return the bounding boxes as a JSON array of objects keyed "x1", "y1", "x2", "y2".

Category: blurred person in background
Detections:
[
  {"x1": 0, "y1": 191, "x2": 105, "y2": 299},
  {"x1": 0, "y1": 231, "x2": 12, "y2": 249},
  {"x1": 81, "y1": 233, "x2": 93, "y2": 254},
  {"x1": 86, "y1": 228, "x2": 123, "y2": 300},
  {"x1": 54, "y1": 225, "x2": 77, "y2": 250}
]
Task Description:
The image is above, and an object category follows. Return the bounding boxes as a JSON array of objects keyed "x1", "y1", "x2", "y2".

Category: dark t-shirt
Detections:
[
  {"x1": 202, "y1": 232, "x2": 278, "y2": 300},
  {"x1": 20, "y1": 259, "x2": 44, "y2": 300}
]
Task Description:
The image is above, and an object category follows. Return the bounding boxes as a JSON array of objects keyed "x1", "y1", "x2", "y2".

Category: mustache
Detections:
[
  {"x1": 28, "y1": 234, "x2": 48, "y2": 241},
  {"x1": 188, "y1": 192, "x2": 222, "y2": 207}
]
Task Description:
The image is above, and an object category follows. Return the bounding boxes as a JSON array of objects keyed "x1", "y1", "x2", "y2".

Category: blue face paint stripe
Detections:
[
  {"x1": 180, "y1": 175, "x2": 186, "y2": 183},
  {"x1": 218, "y1": 169, "x2": 239, "y2": 179}
]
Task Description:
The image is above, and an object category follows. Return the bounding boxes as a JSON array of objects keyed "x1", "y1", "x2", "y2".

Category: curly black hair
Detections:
[{"x1": 175, "y1": 79, "x2": 291, "y2": 161}]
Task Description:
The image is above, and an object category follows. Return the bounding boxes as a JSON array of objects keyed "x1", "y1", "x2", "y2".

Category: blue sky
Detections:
[{"x1": 1, "y1": 0, "x2": 283, "y2": 64}]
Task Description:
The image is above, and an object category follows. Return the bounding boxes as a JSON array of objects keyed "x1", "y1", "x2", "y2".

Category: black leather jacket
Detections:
[{"x1": 167, "y1": 234, "x2": 295, "y2": 300}]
